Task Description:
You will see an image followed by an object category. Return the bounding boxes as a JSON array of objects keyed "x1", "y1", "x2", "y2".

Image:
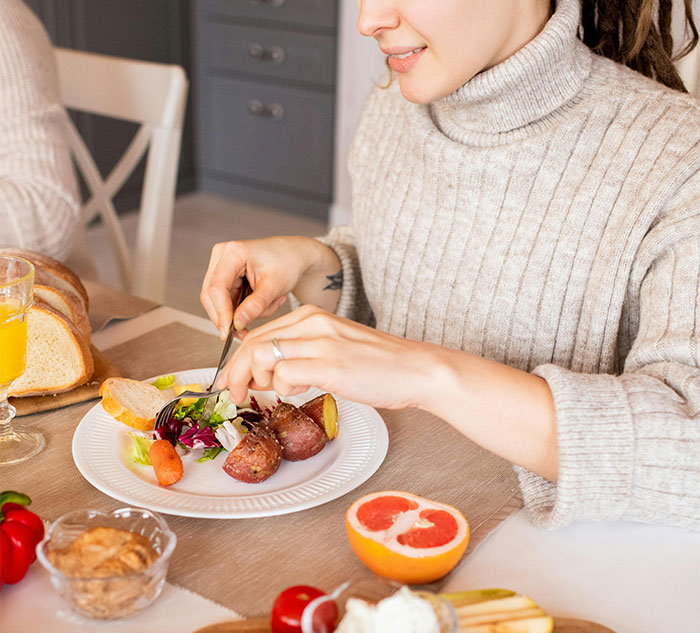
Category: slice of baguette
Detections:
[
  {"x1": 34, "y1": 284, "x2": 91, "y2": 341},
  {"x1": 99, "y1": 377, "x2": 166, "y2": 431},
  {"x1": 8, "y1": 301, "x2": 94, "y2": 397},
  {"x1": 0, "y1": 248, "x2": 89, "y2": 312}
]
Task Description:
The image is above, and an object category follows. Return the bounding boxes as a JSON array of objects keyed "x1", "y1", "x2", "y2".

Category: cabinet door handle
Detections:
[
  {"x1": 250, "y1": 0, "x2": 286, "y2": 6},
  {"x1": 248, "y1": 99, "x2": 285, "y2": 120},
  {"x1": 248, "y1": 43, "x2": 285, "y2": 64}
]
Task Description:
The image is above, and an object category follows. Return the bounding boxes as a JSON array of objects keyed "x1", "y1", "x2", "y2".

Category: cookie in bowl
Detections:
[{"x1": 36, "y1": 507, "x2": 176, "y2": 619}]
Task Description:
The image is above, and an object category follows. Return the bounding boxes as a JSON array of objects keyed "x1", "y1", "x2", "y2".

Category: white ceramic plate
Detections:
[{"x1": 73, "y1": 368, "x2": 388, "y2": 519}]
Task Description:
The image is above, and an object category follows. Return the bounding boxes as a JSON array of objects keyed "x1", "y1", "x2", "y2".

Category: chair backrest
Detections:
[{"x1": 54, "y1": 47, "x2": 188, "y2": 302}]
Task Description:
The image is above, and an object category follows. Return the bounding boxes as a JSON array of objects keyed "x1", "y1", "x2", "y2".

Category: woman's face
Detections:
[{"x1": 357, "y1": 0, "x2": 552, "y2": 104}]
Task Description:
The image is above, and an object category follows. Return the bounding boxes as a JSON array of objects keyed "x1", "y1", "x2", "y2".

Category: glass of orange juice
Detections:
[{"x1": 0, "y1": 255, "x2": 44, "y2": 465}]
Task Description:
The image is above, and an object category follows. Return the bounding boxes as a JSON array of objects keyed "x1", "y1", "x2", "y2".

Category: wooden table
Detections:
[{"x1": 2, "y1": 302, "x2": 699, "y2": 633}]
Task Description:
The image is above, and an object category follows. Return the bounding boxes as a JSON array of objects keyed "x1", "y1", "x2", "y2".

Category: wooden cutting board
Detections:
[
  {"x1": 193, "y1": 616, "x2": 616, "y2": 633},
  {"x1": 10, "y1": 345, "x2": 120, "y2": 416}
]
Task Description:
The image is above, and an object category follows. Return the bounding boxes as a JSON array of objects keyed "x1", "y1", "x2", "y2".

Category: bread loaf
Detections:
[
  {"x1": 34, "y1": 284, "x2": 91, "y2": 340},
  {"x1": 8, "y1": 300, "x2": 94, "y2": 397},
  {"x1": 99, "y1": 378, "x2": 166, "y2": 431},
  {"x1": 0, "y1": 248, "x2": 89, "y2": 312}
]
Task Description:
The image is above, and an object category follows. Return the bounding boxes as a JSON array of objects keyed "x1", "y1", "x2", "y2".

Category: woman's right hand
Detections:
[{"x1": 200, "y1": 236, "x2": 341, "y2": 339}]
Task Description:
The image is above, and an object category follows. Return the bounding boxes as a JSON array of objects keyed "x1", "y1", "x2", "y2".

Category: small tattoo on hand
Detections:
[{"x1": 323, "y1": 270, "x2": 343, "y2": 291}]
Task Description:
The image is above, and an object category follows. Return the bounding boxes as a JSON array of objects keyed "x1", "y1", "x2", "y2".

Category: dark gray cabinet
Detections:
[
  {"x1": 204, "y1": 0, "x2": 335, "y2": 29},
  {"x1": 25, "y1": 0, "x2": 337, "y2": 218},
  {"x1": 24, "y1": 0, "x2": 195, "y2": 211},
  {"x1": 203, "y1": 77, "x2": 334, "y2": 195},
  {"x1": 206, "y1": 23, "x2": 336, "y2": 86},
  {"x1": 193, "y1": 0, "x2": 338, "y2": 219}
]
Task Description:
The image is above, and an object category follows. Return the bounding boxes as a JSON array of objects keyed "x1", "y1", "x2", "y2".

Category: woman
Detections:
[
  {"x1": 0, "y1": 0, "x2": 80, "y2": 261},
  {"x1": 201, "y1": 0, "x2": 700, "y2": 531}
]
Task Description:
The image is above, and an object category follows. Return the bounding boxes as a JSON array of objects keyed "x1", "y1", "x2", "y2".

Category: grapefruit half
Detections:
[{"x1": 345, "y1": 490, "x2": 469, "y2": 585}]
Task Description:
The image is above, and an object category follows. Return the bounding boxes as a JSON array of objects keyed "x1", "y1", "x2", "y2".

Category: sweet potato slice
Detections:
[
  {"x1": 222, "y1": 424, "x2": 282, "y2": 483},
  {"x1": 269, "y1": 402, "x2": 327, "y2": 461},
  {"x1": 300, "y1": 393, "x2": 338, "y2": 440}
]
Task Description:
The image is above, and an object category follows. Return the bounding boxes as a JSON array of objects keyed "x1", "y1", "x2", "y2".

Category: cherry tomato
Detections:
[{"x1": 270, "y1": 585, "x2": 338, "y2": 633}]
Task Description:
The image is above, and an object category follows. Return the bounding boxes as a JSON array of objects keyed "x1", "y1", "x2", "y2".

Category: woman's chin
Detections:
[
  {"x1": 397, "y1": 75, "x2": 463, "y2": 105},
  {"x1": 398, "y1": 79, "x2": 438, "y2": 105}
]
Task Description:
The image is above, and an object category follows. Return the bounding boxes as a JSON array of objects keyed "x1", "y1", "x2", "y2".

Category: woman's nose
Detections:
[{"x1": 357, "y1": 0, "x2": 401, "y2": 38}]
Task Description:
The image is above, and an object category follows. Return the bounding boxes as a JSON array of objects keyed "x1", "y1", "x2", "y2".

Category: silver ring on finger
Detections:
[{"x1": 270, "y1": 337, "x2": 285, "y2": 362}]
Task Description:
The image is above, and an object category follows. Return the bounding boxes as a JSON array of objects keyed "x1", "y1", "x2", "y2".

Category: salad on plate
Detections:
[{"x1": 122, "y1": 374, "x2": 339, "y2": 486}]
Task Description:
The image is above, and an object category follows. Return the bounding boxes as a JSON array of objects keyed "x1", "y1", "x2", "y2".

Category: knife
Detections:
[{"x1": 201, "y1": 277, "x2": 252, "y2": 422}]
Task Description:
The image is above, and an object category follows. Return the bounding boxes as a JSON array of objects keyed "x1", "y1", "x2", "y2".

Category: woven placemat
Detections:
[
  {"x1": 4, "y1": 322, "x2": 522, "y2": 617},
  {"x1": 84, "y1": 279, "x2": 158, "y2": 332}
]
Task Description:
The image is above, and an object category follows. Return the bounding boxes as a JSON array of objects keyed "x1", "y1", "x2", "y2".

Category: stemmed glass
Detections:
[{"x1": 0, "y1": 255, "x2": 44, "y2": 465}]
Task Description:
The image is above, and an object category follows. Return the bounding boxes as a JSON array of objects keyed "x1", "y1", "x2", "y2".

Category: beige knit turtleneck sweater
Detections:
[
  {"x1": 0, "y1": 0, "x2": 80, "y2": 261},
  {"x1": 322, "y1": 0, "x2": 700, "y2": 531}
]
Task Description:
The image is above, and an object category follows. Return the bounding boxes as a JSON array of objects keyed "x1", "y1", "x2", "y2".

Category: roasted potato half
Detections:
[
  {"x1": 269, "y1": 402, "x2": 327, "y2": 461},
  {"x1": 222, "y1": 424, "x2": 283, "y2": 483}
]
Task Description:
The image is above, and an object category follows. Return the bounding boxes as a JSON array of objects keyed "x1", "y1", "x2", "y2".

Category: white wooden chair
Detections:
[{"x1": 54, "y1": 47, "x2": 188, "y2": 302}]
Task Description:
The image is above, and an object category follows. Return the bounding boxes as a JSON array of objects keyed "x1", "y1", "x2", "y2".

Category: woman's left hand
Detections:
[{"x1": 217, "y1": 305, "x2": 437, "y2": 410}]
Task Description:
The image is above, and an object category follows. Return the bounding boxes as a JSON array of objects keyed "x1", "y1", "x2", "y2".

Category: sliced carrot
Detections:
[{"x1": 148, "y1": 439, "x2": 183, "y2": 486}]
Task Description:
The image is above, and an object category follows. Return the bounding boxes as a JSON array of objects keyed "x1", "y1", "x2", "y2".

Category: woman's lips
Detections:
[{"x1": 386, "y1": 47, "x2": 427, "y2": 73}]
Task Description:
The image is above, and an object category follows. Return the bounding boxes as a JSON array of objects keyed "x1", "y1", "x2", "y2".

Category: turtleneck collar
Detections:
[{"x1": 431, "y1": 0, "x2": 592, "y2": 146}]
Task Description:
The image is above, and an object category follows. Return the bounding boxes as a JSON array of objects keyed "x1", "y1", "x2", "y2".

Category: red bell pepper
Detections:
[{"x1": 0, "y1": 491, "x2": 45, "y2": 588}]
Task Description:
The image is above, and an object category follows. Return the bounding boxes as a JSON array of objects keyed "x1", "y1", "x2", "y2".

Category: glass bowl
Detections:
[
  {"x1": 36, "y1": 507, "x2": 176, "y2": 620},
  {"x1": 301, "y1": 578, "x2": 458, "y2": 633}
]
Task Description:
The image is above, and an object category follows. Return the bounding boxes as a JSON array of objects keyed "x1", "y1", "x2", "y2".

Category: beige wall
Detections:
[
  {"x1": 675, "y1": 1, "x2": 700, "y2": 94},
  {"x1": 331, "y1": 1, "x2": 385, "y2": 227}
]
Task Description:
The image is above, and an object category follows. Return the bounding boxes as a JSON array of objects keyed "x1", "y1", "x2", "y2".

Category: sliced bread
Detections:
[
  {"x1": 34, "y1": 284, "x2": 91, "y2": 340},
  {"x1": 99, "y1": 377, "x2": 166, "y2": 431},
  {"x1": 9, "y1": 301, "x2": 94, "y2": 397},
  {"x1": 0, "y1": 248, "x2": 89, "y2": 312}
]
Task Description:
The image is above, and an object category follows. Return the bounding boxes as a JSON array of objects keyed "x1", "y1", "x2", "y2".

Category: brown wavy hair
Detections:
[{"x1": 579, "y1": 0, "x2": 699, "y2": 91}]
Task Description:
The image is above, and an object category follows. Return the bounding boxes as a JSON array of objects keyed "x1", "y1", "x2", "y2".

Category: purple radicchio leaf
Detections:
[
  {"x1": 179, "y1": 424, "x2": 221, "y2": 449},
  {"x1": 248, "y1": 395, "x2": 281, "y2": 424},
  {"x1": 154, "y1": 416, "x2": 192, "y2": 445},
  {"x1": 237, "y1": 409, "x2": 263, "y2": 426}
]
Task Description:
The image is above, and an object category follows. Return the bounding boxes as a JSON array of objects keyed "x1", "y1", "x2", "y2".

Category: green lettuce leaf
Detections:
[
  {"x1": 196, "y1": 446, "x2": 225, "y2": 463},
  {"x1": 151, "y1": 374, "x2": 176, "y2": 390},
  {"x1": 128, "y1": 432, "x2": 154, "y2": 465},
  {"x1": 208, "y1": 412, "x2": 225, "y2": 426},
  {"x1": 174, "y1": 398, "x2": 206, "y2": 421},
  {"x1": 207, "y1": 391, "x2": 237, "y2": 427}
]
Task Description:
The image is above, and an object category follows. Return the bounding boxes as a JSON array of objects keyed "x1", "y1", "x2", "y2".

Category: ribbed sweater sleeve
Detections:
[
  {"x1": 520, "y1": 171, "x2": 700, "y2": 530},
  {"x1": 0, "y1": 0, "x2": 80, "y2": 261},
  {"x1": 316, "y1": 226, "x2": 374, "y2": 326}
]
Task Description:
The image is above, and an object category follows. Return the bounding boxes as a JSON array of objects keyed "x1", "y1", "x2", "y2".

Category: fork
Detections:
[
  {"x1": 154, "y1": 387, "x2": 228, "y2": 429},
  {"x1": 154, "y1": 277, "x2": 252, "y2": 429}
]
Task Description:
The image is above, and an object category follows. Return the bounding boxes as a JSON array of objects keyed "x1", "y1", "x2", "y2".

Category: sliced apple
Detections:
[
  {"x1": 441, "y1": 589, "x2": 553, "y2": 633},
  {"x1": 456, "y1": 595, "x2": 538, "y2": 617},
  {"x1": 441, "y1": 588, "x2": 516, "y2": 608},
  {"x1": 460, "y1": 616, "x2": 554, "y2": 633},
  {"x1": 300, "y1": 393, "x2": 338, "y2": 440},
  {"x1": 460, "y1": 607, "x2": 546, "y2": 626},
  {"x1": 453, "y1": 593, "x2": 553, "y2": 633}
]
